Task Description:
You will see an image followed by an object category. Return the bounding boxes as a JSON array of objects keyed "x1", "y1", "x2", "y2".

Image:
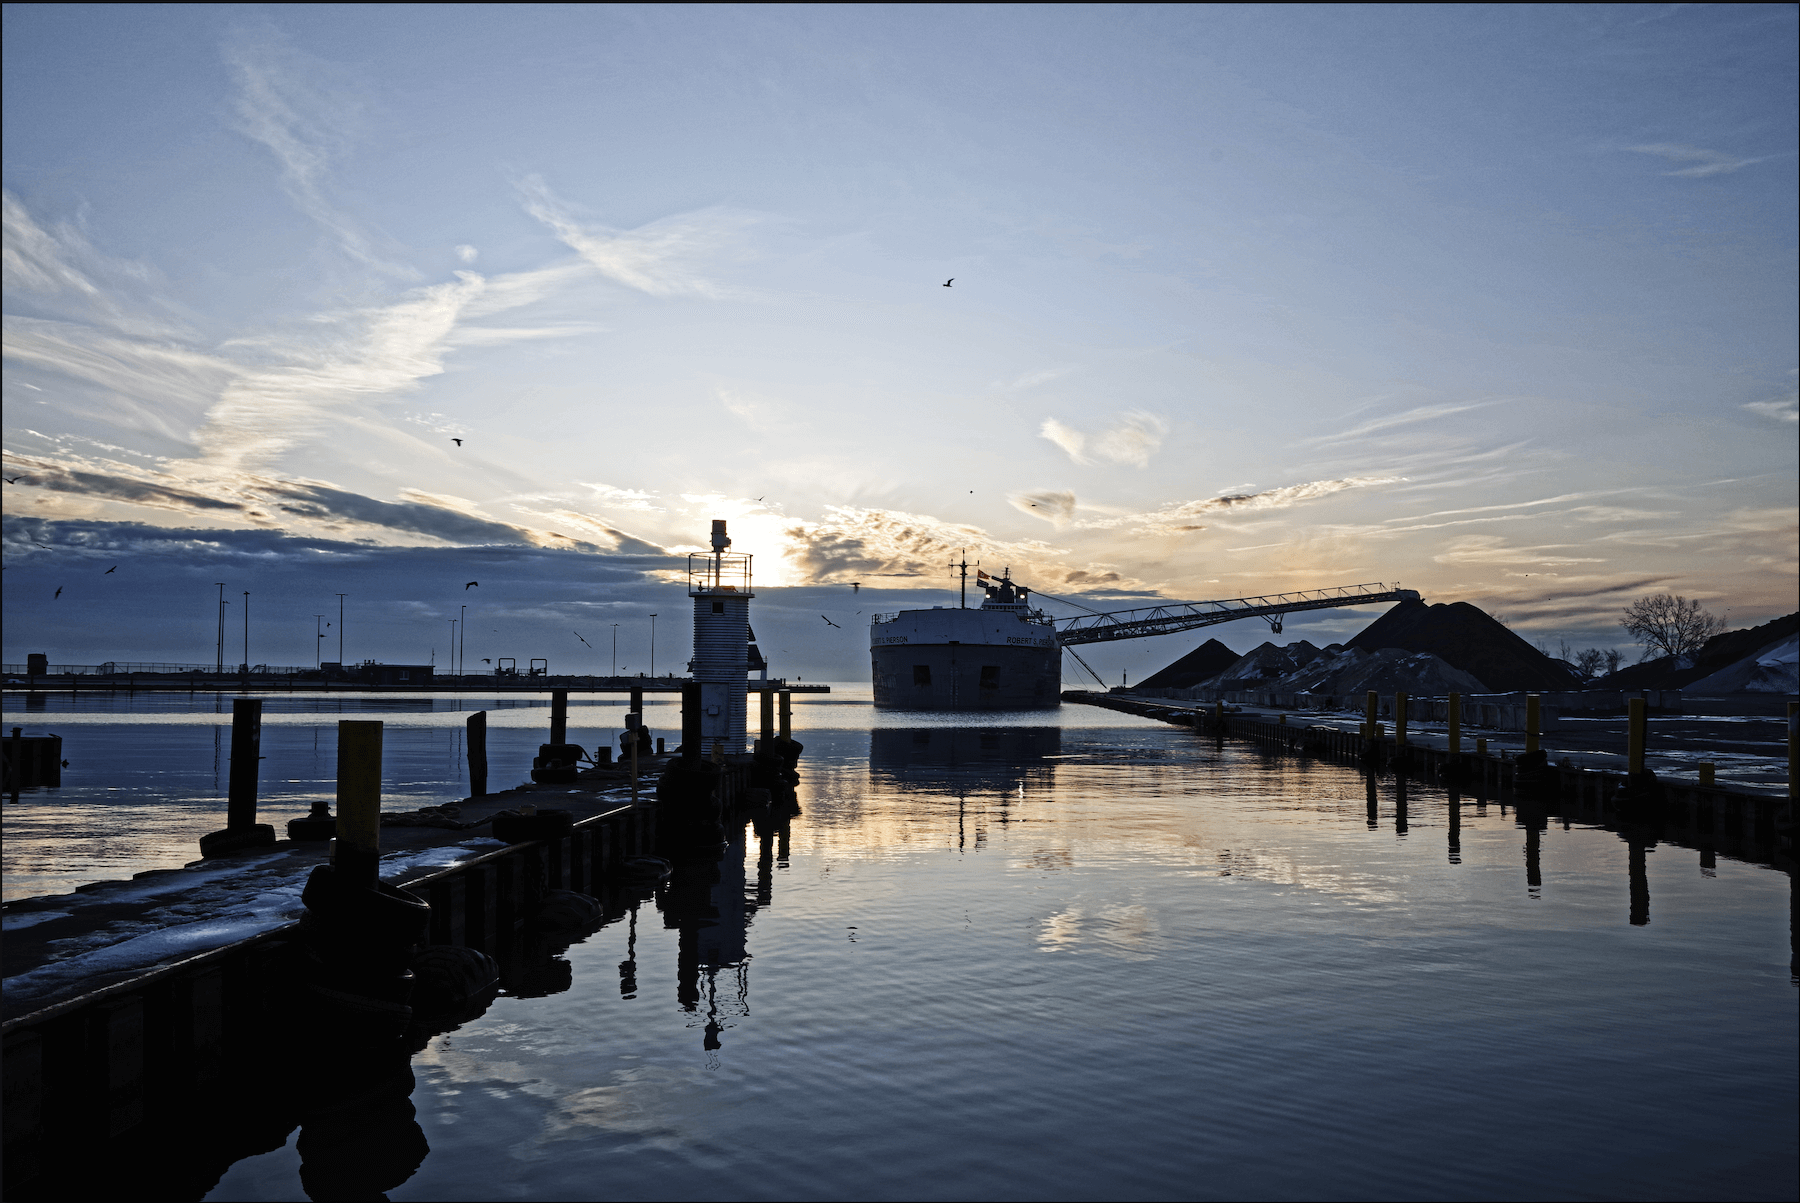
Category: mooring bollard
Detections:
[
  {"x1": 336, "y1": 719, "x2": 383, "y2": 889},
  {"x1": 1627, "y1": 696, "x2": 1647, "y2": 776},
  {"x1": 1448, "y1": 693, "x2": 1462, "y2": 755},
  {"x1": 1525, "y1": 694, "x2": 1541, "y2": 754},
  {"x1": 531, "y1": 689, "x2": 583, "y2": 783},
  {"x1": 1395, "y1": 691, "x2": 1409, "y2": 747},
  {"x1": 466, "y1": 710, "x2": 488, "y2": 797},
  {"x1": 550, "y1": 688, "x2": 568, "y2": 746},
  {"x1": 200, "y1": 699, "x2": 276, "y2": 856}
]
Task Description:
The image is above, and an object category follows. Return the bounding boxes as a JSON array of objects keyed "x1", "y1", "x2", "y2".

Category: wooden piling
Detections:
[
  {"x1": 1698, "y1": 763, "x2": 1715, "y2": 787},
  {"x1": 1627, "y1": 697, "x2": 1647, "y2": 776},
  {"x1": 1395, "y1": 691, "x2": 1409, "y2": 746},
  {"x1": 1788, "y1": 701, "x2": 1797, "y2": 799},
  {"x1": 1364, "y1": 691, "x2": 1378, "y2": 740},
  {"x1": 1525, "y1": 694, "x2": 1541, "y2": 755},
  {"x1": 335, "y1": 720, "x2": 383, "y2": 888},
  {"x1": 1447, "y1": 693, "x2": 1461, "y2": 754},
  {"x1": 466, "y1": 711, "x2": 488, "y2": 797},
  {"x1": 760, "y1": 690, "x2": 775, "y2": 742},
  {"x1": 778, "y1": 690, "x2": 792, "y2": 740},
  {"x1": 682, "y1": 683, "x2": 703, "y2": 759},
  {"x1": 550, "y1": 689, "x2": 568, "y2": 746}
]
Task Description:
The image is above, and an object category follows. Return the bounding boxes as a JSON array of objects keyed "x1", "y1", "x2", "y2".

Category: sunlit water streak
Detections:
[{"x1": 3, "y1": 692, "x2": 1792, "y2": 1199}]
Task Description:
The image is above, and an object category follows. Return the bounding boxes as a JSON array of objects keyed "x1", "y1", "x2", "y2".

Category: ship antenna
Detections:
[{"x1": 950, "y1": 548, "x2": 970, "y2": 609}]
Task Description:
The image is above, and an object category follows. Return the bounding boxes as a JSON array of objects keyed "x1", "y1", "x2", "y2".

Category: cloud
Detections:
[
  {"x1": 1743, "y1": 378, "x2": 1797, "y2": 424},
  {"x1": 518, "y1": 176, "x2": 754, "y2": 299},
  {"x1": 1311, "y1": 402, "x2": 1486, "y2": 444},
  {"x1": 1039, "y1": 411, "x2": 1168, "y2": 467},
  {"x1": 1625, "y1": 142, "x2": 1775, "y2": 178},
  {"x1": 779, "y1": 506, "x2": 1144, "y2": 591},
  {"x1": 1008, "y1": 490, "x2": 1078, "y2": 526},
  {"x1": 224, "y1": 30, "x2": 413, "y2": 276},
  {"x1": 1079, "y1": 476, "x2": 1401, "y2": 535},
  {"x1": 455, "y1": 245, "x2": 479, "y2": 263},
  {"x1": 1431, "y1": 535, "x2": 1607, "y2": 566}
]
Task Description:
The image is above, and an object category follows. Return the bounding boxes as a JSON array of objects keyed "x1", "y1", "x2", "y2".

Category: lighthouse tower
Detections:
[{"x1": 687, "y1": 519, "x2": 753, "y2": 755}]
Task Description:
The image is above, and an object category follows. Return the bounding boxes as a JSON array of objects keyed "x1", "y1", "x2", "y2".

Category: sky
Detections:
[{"x1": 3, "y1": 4, "x2": 1795, "y2": 681}]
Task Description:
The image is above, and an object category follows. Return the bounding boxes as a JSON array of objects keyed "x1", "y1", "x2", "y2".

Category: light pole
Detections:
[
  {"x1": 215, "y1": 583, "x2": 226, "y2": 674},
  {"x1": 336, "y1": 594, "x2": 347, "y2": 665},
  {"x1": 449, "y1": 620, "x2": 458, "y2": 675},
  {"x1": 611, "y1": 624, "x2": 619, "y2": 677},
  {"x1": 459, "y1": 604, "x2": 467, "y2": 678},
  {"x1": 315, "y1": 615, "x2": 325, "y2": 667},
  {"x1": 649, "y1": 613, "x2": 657, "y2": 678},
  {"x1": 241, "y1": 591, "x2": 250, "y2": 673}
]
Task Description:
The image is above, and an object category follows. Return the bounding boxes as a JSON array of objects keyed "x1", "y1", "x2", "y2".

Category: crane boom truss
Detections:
[{"x1": 1053, "y1": 583, "x2": 1417, "y2": 647}]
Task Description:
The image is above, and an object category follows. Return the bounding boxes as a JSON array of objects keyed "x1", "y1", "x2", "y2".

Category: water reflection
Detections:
[{"x1": 869, "y1": 726, "x2": 1061, "y2": 788}]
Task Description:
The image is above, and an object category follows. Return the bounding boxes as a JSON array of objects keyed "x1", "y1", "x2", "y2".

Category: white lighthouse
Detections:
[{"x1": 687, "y1": 519, "x2": 753, "y2": 755}]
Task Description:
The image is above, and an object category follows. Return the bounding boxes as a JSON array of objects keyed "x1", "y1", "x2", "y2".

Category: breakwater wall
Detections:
[
  {"x1": 1065, "y1": 691, "x2": 1793, "y2": 859},
  {"x1": 1, "y1": 795, "x2": 667, "y2": 1192},
  {"x1": 1118, "y1": 688, "x2": 1687, "y2": 729}
]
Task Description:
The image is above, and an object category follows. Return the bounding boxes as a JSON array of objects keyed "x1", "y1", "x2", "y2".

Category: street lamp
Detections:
[
  {"x1": 336, "y1": 594, "x2": 347, "y2": 665},
  {"x1": 241, "y1": 591, "x2": 250, "y2": 673},
  {"x1": 649, "y1": 613, "x2": 657, "y2": 678},
  {"x1": 315, "y1": 615, "x2": 325, "y2": 667},
  {"x1": 215, "y1": 583, "x2": 227, "y2": 674},
  {"x1": 611, "y1": 624, "x2": 619, "y2": 677},
  {"x1": 459, "y1": 604, "x2": 467, "y2": 678}
]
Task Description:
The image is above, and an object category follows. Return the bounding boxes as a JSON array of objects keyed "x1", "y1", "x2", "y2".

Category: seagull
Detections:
[
  {"x1": 943, "y1": 278, "x2": 953, "y2": 288},
  {"x1": 821, "y1": 615, "x2": 841, "y2": 629},
  {"x1": 755, "y1": 495, "x2": 765, "y2": 502},
  {"x1": 2, "y1": 476, "x2": 20, "y2": 484},
  {"x1": 574, "y1": 631, "x2": 593, "y2": 649},
  {"x1": 33, "y1": 541, "x2": 52, "y2": 549},
  {"x1": 464, "y1": 581, "x2": 479, "y2": 589},
  {"x1": 54, "y1": 586, "x2": 63, "y2": 598},
  {"x1": 452, "y1": 438, "x2": 463, "y2": 446},
  {"x1": 104, "y1": 565, "x2": 117, "y2": 573}
]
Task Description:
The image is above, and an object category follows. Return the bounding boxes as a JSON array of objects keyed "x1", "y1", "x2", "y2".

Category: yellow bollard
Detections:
[
  {"x1": 1627, "y1": 697, "x2": 1646, "y2": 775},
  {"x1": 1525, "y1": 694, "x2": 1541, "y2": 754},
  {"x1": 1395, "y1": 692, "x2": 1409, "y2": 746},
  {"x1": 1698, "y1": 763, "x2": 1715, "y2": 787},
  {"x1": 335, "y1": 720, "x2": 383, "y2": 887},
  {"x1": 1447, "y1": 692, "x2": 1461, "y2": 755}
]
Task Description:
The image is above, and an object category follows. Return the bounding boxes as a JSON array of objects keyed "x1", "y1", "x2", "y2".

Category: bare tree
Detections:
[
  {"x1": 1619, "y1": 594, "x2": 1724, "y2": 661},
  {"x1": 1573, "y1": 648, "x2": 1608, "y2": 680}
]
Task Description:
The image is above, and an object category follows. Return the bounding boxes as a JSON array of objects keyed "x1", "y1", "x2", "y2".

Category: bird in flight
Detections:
[
  {"x1": 2, "y1": 476, "x2": 20, "y2": 485},
  {"x1": 755, "y1": 495, "x2": 765, "y2": 502},
  {"x1": 104, "y1": 565, "x2": 117, "y2": 573},
  {"x1": 943, "y1": 278, "x2": 954, "y2": 288},
  {"x1": 33, "y1": 541, "x2": 52, "y2": 549},
  {"x1": 452, "y1": 438, "x2": 463, "y2": 446},
  {"x1": 574, "y1": 631, "x2": 593, "y2": 649},
  {"x1": 54, "y1": 586, "x2": 63, "y2": 599},
  {"x1": 821, "y1": 615, "x2": 841, "y2": 629},
  {"x1": 464, "y1": 581, "x2": 479, "y2": 589}
]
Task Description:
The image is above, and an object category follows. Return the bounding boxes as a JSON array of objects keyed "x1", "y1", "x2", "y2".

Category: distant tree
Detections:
[
  {"x1": 1573, "y1": 648, "x2": 1608, "y2": 680},
  {"x1": 1619, "y1": 594, "x2": 1724, "y2": 662}
]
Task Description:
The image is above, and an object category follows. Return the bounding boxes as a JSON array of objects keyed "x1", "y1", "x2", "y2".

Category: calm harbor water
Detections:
[{"x1": 5, "y1": 692, "x2": 1796, "y2": 1200}]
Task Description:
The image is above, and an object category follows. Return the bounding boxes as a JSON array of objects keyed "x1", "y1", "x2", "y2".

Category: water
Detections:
[{"x1": 5, "y1": 691, "x2": 1796, "y2": 1200}]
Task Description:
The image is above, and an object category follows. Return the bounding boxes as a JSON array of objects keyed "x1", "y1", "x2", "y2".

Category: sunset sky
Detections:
[{"x1": 4, "y1": 4, "x2": 1794, "y2": 680}]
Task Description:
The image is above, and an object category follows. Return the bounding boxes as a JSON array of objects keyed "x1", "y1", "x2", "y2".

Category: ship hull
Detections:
[{"x1": 870, "y1": 642, "x2": 1061, "y2": 710}]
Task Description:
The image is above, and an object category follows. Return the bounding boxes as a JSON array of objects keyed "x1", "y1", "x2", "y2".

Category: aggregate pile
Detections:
[
  {"x1": 1136, "y1": 638, "x2": 1240, "y2": 689},
  {"x1": 1225, "y1": 645, "x2": 1490, "y2": 697},
  {"x1": 1600, "y1": 611, "x2": 1800, "y2": 692},
  {"x1": 1684, "y1": 634, "x2": 1799, "y2": 694},
  {"x1": 1201, "y1": 640, "x2": 1325, "y2": 691},
  {"x1": 1346, "y1": 598, "x2": 1580, "y2": 691}
]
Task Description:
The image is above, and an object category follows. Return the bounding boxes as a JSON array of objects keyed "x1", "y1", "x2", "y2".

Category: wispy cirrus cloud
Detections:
[
  {"x1": 1310, "y1": 402, "x2": 1486, "y2": 444},
  {"x1": 1625, "y1": 142, "x2": 1778, "y2": 178},
  {"x1": 1038, "y1": 411, "x2": 1168, "y2": 467},
  {"x1": 1010, "y1": 476, "x2": 1402, "y2": 534},
  {"x1": 519, "y1": 175, "x2": 756, "y2": 299}
]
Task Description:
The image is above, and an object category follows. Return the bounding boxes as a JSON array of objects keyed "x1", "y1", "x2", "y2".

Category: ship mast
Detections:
[{"x1": 948, "y1": 549, "x2": 970, "y2": 608}]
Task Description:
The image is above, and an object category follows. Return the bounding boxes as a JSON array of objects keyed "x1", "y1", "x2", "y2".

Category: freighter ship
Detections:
[{"x1": 869, "y1": 568, "x2": 1061, "y2": 710}]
